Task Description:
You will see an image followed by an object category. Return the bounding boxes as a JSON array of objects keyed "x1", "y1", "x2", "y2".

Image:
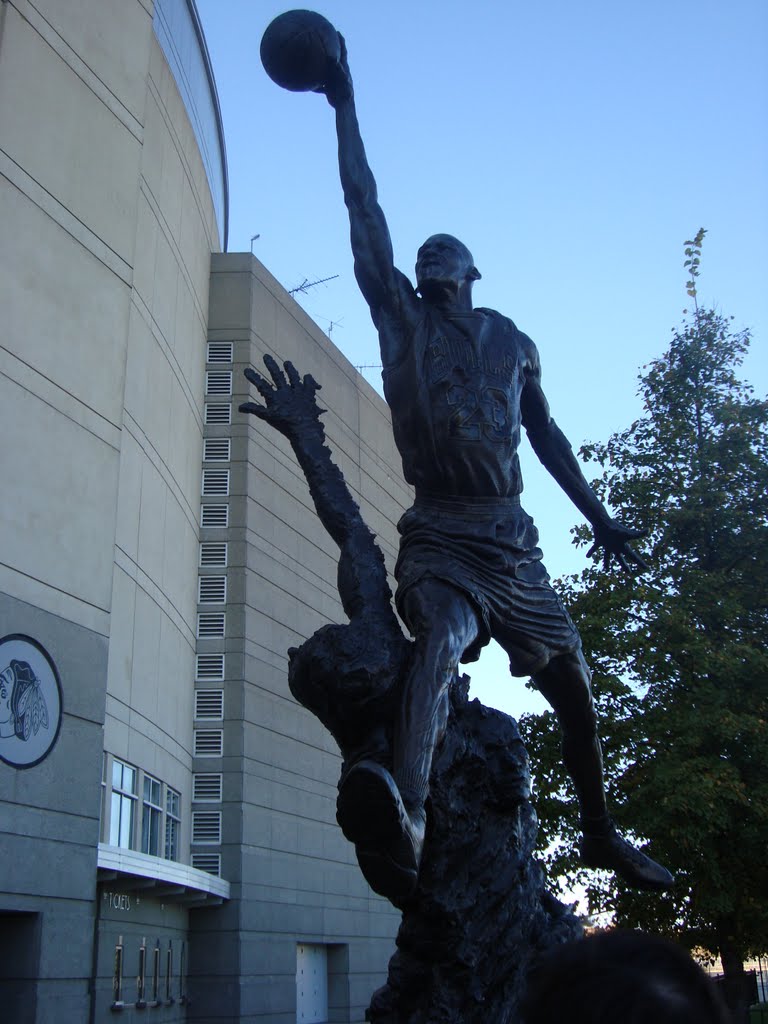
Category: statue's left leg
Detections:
[
  {"x1": 336, "y1": 579, "x2": 479, "y2": 906},
  {"x1": 503, "y1": 641, "x2": 675, "y2": 891},
  {"x1": 529, "y1": 648, "x2": 609, "y2": 828}
]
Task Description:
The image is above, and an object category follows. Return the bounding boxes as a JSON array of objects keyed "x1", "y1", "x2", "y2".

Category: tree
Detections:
[{"x1": 520, "y1": 231, "x2": 768, "y2": 1019}]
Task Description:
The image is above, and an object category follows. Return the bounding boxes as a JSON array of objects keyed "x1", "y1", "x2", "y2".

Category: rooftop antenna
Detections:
[
  {"x1": 289, "y1": 273, "x2": 339, "y2": 296},
  {"x1": 250, "y1": 234, "x2": 260, "y2": 253},
  {"x1": 327, "y1": 317, "x2": 343, "y2": 339}
]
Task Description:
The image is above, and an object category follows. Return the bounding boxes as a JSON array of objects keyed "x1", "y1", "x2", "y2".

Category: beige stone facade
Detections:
[{"x1": 0, "y1": 2, "x2": 402, "y2": 1020}]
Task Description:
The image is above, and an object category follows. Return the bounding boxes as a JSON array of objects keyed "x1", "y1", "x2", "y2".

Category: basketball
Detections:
[{"x1": 260, "y1": 10, "x2": 341, "y2": 93}]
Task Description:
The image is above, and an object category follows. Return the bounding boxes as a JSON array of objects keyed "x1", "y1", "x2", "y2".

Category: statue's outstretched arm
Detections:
[
  {"x1": 521, "y1": 359, "x2": 648, "y2": 574},
  {"x1": 240, "y1": 356, "x2": 397, "y2": 626},
  {"x1": 322, "y1": 37, "x2": 417, "y2": 359},
  {"x1": 240, "y1": 355, "x2": 366, "y2": 550}
]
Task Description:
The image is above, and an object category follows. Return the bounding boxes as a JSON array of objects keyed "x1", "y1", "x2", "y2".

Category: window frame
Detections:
[
  {"x1": 141, "y1": 773, "x2": 164, "y2": 857},
  {"x1": 109, "y1": 757, "x2": 138, "y2": 849},
  {"x1": 165, "y1": 786, "x2": 181, "y2": 861}
]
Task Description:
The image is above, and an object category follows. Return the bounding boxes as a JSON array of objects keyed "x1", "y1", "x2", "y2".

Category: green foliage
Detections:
[
  {"x1": 520, "y1": 235, "x2": 768, "y2": 968},
  {"x1": 684, "y1": 227, "x2": 707, "y2": 303}
]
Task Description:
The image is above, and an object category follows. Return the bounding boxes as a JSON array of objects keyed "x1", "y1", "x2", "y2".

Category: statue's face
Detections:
[{"x1": 415, "y1": 234, "x2": 475, "y2": 291}]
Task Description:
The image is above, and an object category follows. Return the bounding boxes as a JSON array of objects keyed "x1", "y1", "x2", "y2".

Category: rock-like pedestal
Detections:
[{"x1": 367, "y1": 679, "x2": 580, "y2": 1024}]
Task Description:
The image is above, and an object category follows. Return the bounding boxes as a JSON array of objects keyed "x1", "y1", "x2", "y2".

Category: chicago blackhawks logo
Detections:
[{"x1": 0, "y1": 635, "x2": 62, "y2": 768}]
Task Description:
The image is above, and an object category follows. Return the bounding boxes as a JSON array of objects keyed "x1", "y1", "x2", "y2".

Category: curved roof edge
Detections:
[
  {"x1": 154, "y1": 0, "x2": 230, "y2": 251},
  {"x1": 187, "y1": 0, "x2": 229, "y2": 251}
]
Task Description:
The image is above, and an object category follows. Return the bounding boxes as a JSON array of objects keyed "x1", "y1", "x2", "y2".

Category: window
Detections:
[
  {"x1": 165, "y1": 788, "x2": 180, "y2": 861},
  {"x1": 104, "y1": 755, "x2": 181, "y2": 862},
  {"x1": 100, "y1": 752, "x2": 108, "y2": 834},
  {"x1": 110, "y1": 759, "x2": 137, "y2": 848},
  {"x1": 142, "y1": 775, "x2": 163, "y2": 856}
]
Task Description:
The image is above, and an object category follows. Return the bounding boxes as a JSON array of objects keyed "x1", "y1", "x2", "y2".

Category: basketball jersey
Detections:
[{"x1": 382, "y1": 307, "x2": 537, "y2": 498}]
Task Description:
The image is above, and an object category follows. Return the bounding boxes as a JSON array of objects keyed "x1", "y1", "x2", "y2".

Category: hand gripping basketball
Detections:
[{"x1": 260, "y1": 10, "x2": 341, "y2": 93}]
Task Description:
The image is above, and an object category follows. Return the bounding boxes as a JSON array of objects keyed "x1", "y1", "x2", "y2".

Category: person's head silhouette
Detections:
[{"x1": 521, "y1": 930, "x2": 729, "y2": 1024}]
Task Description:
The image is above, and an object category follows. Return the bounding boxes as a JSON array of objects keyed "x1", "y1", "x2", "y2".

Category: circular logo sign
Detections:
[{"x1": 0, "y1": 635, "x2": 62, "y2": 768}]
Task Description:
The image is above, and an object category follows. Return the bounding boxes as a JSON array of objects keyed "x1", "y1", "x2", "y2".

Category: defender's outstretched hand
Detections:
[
  {"x1": 587, "y1": 519, "x2": 649, "y2": 574},
  {"x1": 239, "y1": 356, "x2": 324, "y2": 437}
]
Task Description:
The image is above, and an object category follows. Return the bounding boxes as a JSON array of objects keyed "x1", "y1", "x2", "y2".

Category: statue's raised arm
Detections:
[{"x1": 321, "y1": 36, "x2": 419, "y2": 363}]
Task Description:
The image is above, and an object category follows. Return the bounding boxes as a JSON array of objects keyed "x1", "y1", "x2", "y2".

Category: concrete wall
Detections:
[
  {"x1": 0, "y1": 0, "x2": 151, "y2": 632},
  {"x1": 0, "y1": 1, "x2": 407, "y2": 1018},
  {"x1": 91, "y1": 893, "x2": 190, "y2": 1023},
  {"x1": 191, "y1": 253, "x2": 408, "y2": 1023},
  {"x1": 103, "y1": 15, "x2": 222, "y2": 863},
  {"x1": 0, "y1": 0, "x2": 221, "y2": 1018},
  {"x1": 0, "y1": 1, "x2": 153, "y2": 1017},
  {"x1": 0, "y1": 596, "x2": 107, "y2": 1020}
]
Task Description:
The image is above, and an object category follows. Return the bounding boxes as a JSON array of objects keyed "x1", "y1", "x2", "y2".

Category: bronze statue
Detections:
[
  {"x1": 318, "y1": 36, "x2": 672, "y2": 903},
  {"x1": 257, "y1": 15, "x2": 673, "y2": 905}
]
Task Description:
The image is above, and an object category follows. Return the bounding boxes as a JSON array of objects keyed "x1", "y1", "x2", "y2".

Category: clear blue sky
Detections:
[{"x1": 197, "y1": 0, "x2": 767, "y2": 718}]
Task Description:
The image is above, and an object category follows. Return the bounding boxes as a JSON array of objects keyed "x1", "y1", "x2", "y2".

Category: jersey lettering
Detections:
[{"x1": 446, "y1": 385, "x2": 512, "y2": 442}]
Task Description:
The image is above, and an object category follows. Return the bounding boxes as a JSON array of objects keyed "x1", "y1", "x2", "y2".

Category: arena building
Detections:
[{"x1": 0, "y1": 1, "x2": 405, "y2": 1020}]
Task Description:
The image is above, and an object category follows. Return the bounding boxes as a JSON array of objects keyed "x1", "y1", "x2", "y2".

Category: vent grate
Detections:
[
  {"x1": 192, "y1": 810, "x2": 222, "y2": 844},
  {"x1": 200, "y1": 542, "x2": 227, "y2": 567},
  {"x1": 203, "y1": 438, "x2": 231, "y2": 462},
  {"x1": 195, "y1": 654, "x2": 224, "y2": 681},
  {"x1": 191, "y1": 853, "x2": 221, "y2": 876},
  {"x1": 197, "y1": 612, "x2": 225, "y2": 639},
  {"x1": 193, "y1": 773, "x2": 223, "y2": 802},
  {"x1": 202, "y1": 469, "x2": 229, "y2": 496},
  {"x1": 200, "y1": 505, "x2": 229, "y2": 529},
  {"x1": 194, "y1": 690, "x2": 224, "y2": 720},
  {"x1": 198, "y1": 576, "x2": 226, "y2": 603},
  {"x1": 193, "y1": 729, "x2": 223, "y2": 756},
  {"x1": 205, "y1": 403, "x2": 231, "y2": 425},
  {"x1": 207, "y1": 342, "x2": 233, "y2": 363},
  {"x1": 206, "y1": 371, "x2": 232, "y2": 396}
]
